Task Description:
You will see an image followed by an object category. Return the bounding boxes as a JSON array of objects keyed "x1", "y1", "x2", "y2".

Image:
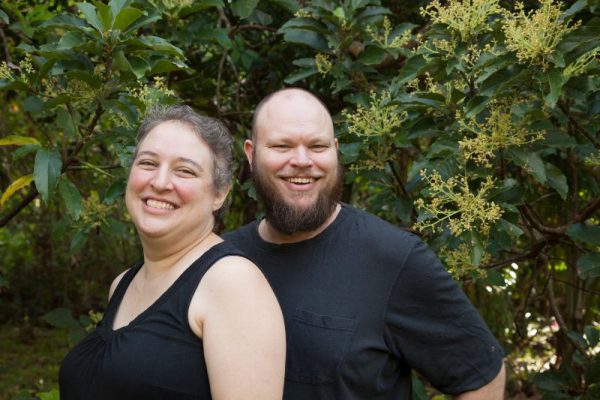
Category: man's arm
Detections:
[{"x1": 455, "y1": 363, "x2": 506, "y2": 400}]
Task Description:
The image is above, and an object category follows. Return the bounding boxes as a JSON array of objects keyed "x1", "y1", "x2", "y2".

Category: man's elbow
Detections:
[{"x1": 455, "y1": 362, "x2": 506, "y2": 400}]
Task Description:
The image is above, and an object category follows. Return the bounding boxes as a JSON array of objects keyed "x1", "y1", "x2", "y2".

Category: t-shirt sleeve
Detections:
[{"x1": 383, "y1": 238, "x2": 504, "y2": 394}]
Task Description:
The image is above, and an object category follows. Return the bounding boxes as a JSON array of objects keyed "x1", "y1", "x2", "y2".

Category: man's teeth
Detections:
[
  {"x1": 146, "y1": 199, "x2": 175, "y2": 209},
  {"x1": 287, "y1": 177, "x2": 314, "y2": 184}
]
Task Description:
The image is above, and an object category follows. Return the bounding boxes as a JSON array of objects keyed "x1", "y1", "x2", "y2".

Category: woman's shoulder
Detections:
[{"x1": 203, "y1": 255, "x2": 268, "y2": 292}]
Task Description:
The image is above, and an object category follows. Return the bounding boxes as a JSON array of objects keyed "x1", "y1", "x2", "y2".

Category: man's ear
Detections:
[
  {"x1": 335, "y1": 138, "x2": 339, "y2": 150},
  {"x1": 243, "y1": 139, "x2": 254, "y2": 171}
]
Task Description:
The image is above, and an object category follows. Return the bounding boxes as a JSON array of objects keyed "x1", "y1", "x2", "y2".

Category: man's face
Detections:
[{"x1": 245, "y1": 93, "x2": 342, "y2": 235}]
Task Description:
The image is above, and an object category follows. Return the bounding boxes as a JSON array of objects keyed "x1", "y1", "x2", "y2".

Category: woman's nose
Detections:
[{"x1": 150, "y1": 167, "x2": 173, "y2": 191}]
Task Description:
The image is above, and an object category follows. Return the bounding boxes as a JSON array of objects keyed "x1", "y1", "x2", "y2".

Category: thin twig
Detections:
[
  {"x1": 558, "y1": 101, "x2": 600, "y2": 149},
  {"x1": 0, "y1": 26, "x2": 11, "y2": 64},
  {"x1": 544, "y1": 253, "x2": 590, "y2": 359}
]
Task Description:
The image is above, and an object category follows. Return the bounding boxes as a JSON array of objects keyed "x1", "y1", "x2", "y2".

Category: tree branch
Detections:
[
  {"x1": 558, "y1": 100, "x2": 600, "y2": 149},
  {"x1": 0, "y1": 26, "x2": 12, "y2": 64},
  {"x1": 545, "y1": 253, "x2": 590, "y2": 359},
  {"x1": 0, "y1": 102, "x2": 104, "y2": 227}
]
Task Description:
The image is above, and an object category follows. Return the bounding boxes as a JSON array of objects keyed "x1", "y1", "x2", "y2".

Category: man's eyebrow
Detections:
[{"x1": 136, "y1": 151, "x2": 204, "y2": 172}]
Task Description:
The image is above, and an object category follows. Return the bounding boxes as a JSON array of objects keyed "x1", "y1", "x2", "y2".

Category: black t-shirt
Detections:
[
  {"x1": 224, "y1": 203, "x2": 503, "y2": 400},
  {"x1": 59, "y1": 242, "x2": 245, "y2": 400}
]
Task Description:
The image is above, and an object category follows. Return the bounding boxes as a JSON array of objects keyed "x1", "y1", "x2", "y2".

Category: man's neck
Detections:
[{"x1": 258, "y1": 203, "x2": 342, "y2": 244}]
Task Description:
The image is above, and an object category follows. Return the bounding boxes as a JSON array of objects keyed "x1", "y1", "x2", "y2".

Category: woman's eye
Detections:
[
  {"x1": 137, "y1": 160, "x2": 156, "y2": 167},
  {"x1": 178, "y1": 168, "x2": 196, "y2": 176}
]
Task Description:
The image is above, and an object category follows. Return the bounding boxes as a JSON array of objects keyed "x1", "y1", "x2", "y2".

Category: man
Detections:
[{"x1": 224, "y1": 88, "x2": 505, "y2": 399}]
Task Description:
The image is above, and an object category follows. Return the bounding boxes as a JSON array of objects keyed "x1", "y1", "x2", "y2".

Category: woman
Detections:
[{"x1": 59, "y1": 105, "x2": 286, "y2": 399}]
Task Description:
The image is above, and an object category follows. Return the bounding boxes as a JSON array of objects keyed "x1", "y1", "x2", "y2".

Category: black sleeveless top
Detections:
[{"x1": 59, "y1": 242, "x2": 245, "y2": 400}]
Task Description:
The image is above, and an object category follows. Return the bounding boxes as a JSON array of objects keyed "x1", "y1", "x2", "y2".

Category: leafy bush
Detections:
[{"x1": 1, "y1": 0, "x2": 599, "y2": 397}]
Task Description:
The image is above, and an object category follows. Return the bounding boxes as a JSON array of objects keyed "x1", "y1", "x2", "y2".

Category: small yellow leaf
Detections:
[
  {"x1": 0, "y1": 174, "x2": 34, "y2": 208},
  {"x1": 0, "y1": 135, "x2": 41, "y2": 147}
]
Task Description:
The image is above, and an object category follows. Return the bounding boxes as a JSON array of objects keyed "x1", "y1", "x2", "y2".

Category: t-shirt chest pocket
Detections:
[{"x1": 286, "y1": 309, "x2": 357, "y2": 385}]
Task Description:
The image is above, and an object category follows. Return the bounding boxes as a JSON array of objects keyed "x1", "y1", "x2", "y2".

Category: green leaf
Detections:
[
  {"x1": 77, "y1": 2, "x2": 103, "y2": 33},
  {"x1": 113, "y1": 7, "x2": 143, "y2": 31},
  {"x1": 479, "y1": 65, "x2": 520, "y2": 97},
  {"x1": 194, "y1": 27, "x2": 232, "y2": 49},
  {"x1": 181, "y1": 0, "x2": 225, "y2": 16},
  {"x1": 567, "y1": 223, "x2": 600, "y2": 246},
  {"x1": 333, "y1": 7, "x2": 345, "y2": 20},
  {"x1": 577, "y1": 252, "x2": 600, "y2": 279},
  {"x1": 150, "y1": 59, "x2": 188, "y2": 75},
  {"x1": 269, "y1": 0, "x2": 300, "y2": 13},
  {"x1": 284, "y1": 66, "x2": 319, "y2": 84},
  {"x1": 564, "y1": 0, "x2": 588, "y2": 19},
  {"x1": 545, "y1": 163, "x2": 568, "y2": 199},
  {"x1": 486, "y1": 270, "x2": 506, "y2": 287},
  {"x1": 585, "y1": 325, "x2": 600, "y2": 348},
  {"x1": 396, "y1": 55, "x2": 425, "y2": 84},
  {"x1": 411, "y1": 373, "x2": 429, "y2": 400},
  {"x1": 358, "y1": 46, "x2": 387, "y2": 65},
  {"x1": 283, "y1": 29, "x2": 328, "y2": 51},
  {"x1": 510, "y1": 149, "x2": 547, "y2": 184},
  {"x1": 465, "y1": 95, "x2": 490, "y2": 118},
  {"x1": 129, "y1": 56, "x2": 151, "y2": 79},
  {"x1": 109, "y1": 0, "x2": 131, "y2": 18},
  {"x1": 497, "y1": 218, "x2": 524, "y2": 238},
  {"x1": 58, "y1": 178, "x2": 83, "y2": 220},
  {"x1": 70, "y1": 228, "x2": 90, "y2": 254},
  {"x1": 0, "y1": 174, "x2": 33, "y2": 208},
  {"x1": 546, "y1": 68, "x2": 565, "y2": 108},
  {"x1": 112, "y1": 50, "x2": 131, "y2": 72},
  {"x1": 57, "y1": 31, "x2": 86, "y2": 50},
  {"x1": 469, "y1": 230, "x2": 484, "y2": 267},
  {"x1": 231, "y1": 0, "x2": 259, "y2": 18},
  {"x1": 0, "y1": 9, "x2": 9, "y2": 24},
  {"x1": 37, "y1": 388, "x2": 60, "y2": 400},
  {"x1": 102, "y1": 217, "x2": 128, "y2": 236},
  {"x1": 96, "y1": 2, "x2": 114, "y2": 32},
  {"x1": 123, "y1": 13, "x2": 161, "y2": 35},
  {"x1": 0, "y1": 135, "x2": 41, "y2": 147},
  {"x1": 104, "y1": 180, "x2": 126, "y2": 204},
  {"x1": 139, "y1": 35, "x2": 185, "y2": 57},
  {"x1": 34, "y1": 148, "x2": 63, "y2": 203},
  {"x1": 43, "y1": 307, "x2": 80, "y2": 329}
]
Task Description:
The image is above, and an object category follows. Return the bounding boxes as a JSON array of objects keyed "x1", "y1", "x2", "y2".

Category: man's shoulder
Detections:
[
  {"x1": 342, "y1": 203, "x2": 418, "y2": 243},
  {"x1": 222, "y1": 220, "x2": 259, "y2": 244}
]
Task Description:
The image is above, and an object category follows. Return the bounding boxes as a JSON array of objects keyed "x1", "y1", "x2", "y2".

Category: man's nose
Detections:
[{"x1": 290, "y1": 147, "x2": 313, "y2": 168}]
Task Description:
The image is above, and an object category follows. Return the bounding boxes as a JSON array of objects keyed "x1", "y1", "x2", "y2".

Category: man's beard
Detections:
[{"x1": 251, "y1": 159, "x2": 343, "y2": 236}]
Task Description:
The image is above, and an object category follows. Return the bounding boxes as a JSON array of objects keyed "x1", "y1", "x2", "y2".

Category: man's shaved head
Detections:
[{"x1": 251, "y1": 88, "x2": 334, "y2": 141}]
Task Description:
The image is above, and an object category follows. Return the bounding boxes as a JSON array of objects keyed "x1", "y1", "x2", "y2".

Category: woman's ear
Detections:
[{"x1": 212, "y1": 184, "x2": 231, "y2": 212}]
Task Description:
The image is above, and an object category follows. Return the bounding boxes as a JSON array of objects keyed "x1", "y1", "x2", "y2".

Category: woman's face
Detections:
[{"x1": 125, "y1": 121, "x2": 227, "y2": 243}]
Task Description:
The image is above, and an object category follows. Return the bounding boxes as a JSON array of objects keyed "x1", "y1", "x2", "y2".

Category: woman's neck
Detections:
[{"x1": 139, "y1": 230, "x2": 222, "y2": 279}]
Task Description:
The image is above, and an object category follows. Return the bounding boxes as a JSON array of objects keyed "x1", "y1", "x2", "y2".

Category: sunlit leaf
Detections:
[
  {"x1": 0, "y1": 135, "x2": 41, "y2": 147},
  {"x1": 0, "y1": 174, "x2": 34, "y2": 208}
]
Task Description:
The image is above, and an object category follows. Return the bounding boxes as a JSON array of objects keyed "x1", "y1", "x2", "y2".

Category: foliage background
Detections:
[{"x1": 0, "y1": 0, "x2": 599, "y2": 399}]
